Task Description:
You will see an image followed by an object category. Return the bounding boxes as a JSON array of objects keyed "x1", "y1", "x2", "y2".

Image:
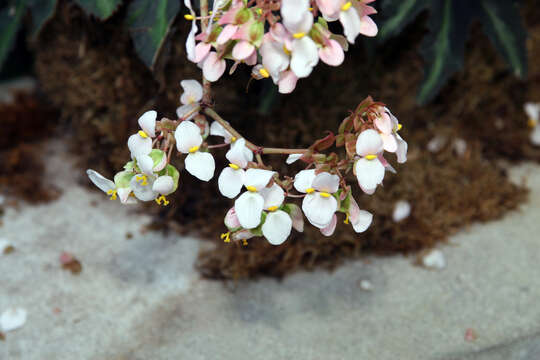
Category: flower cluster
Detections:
[
  {"x1": 88, "y1": 80, "x2": 408, "y2": 246},
  {"x1": 184, "y1": 0, "x2": 377, "y2": 93}
]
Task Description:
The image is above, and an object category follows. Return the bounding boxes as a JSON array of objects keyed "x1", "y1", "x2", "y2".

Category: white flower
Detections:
[
  {"x1": 294, "y1": 170, "x2": 339, "y2": 229},
  {"x1": 177, "y1": 80, "x2": 203, "y2": 120},
  {"x1": 317, "y1": 1, "x2": 378, "y2": 43},
  {"x1": 130, "y1": 174, "x2": 158, "y2": 201},
  {"x1": 202, "y1": 51, "x2": 227, "y2": 82},
  {"x1": 392, "y1": 200, "x2": 411, "y2": 222},
  {"x1": 87, "y1": 169, "x2": 136, "y2": 204},
  {"x1": 234, "y1": 169, "x2": 275, "y2": 229},
  {"x1": 260, "y1": 184, "x2": 292, "y2": 245},
  {"x1": 1, "y1": 308, "x2": 27, "y2": 332},
  {"x1": 184, "y1": 0, "x2": 198, "y2": 63},
  {"x1": 347, "y1": 194, "x2": 373, "y2": 232},
  {"x1": 286, "y1": 153, "x2": 304, "y2": 164},
  {"x1": 210, "y1": 120, "x2": 236, "y2": 143},
  {"x1": 218, "y1": 138, "x2": 253, "y2": 198},
  {"x1": 280, "y1": 0, "x2": 319, "y2": 78},
  {"x1": 175, "y1": 120, "x2": 215, "y2": 181},
  {"x1": 525, "y1": 102, "x2": 540, "y2": 146},
  {"x1": 127, "y1": 111, "x2": 157, "y2": 158},
  {"x1": 354, "y1": 129, "x2": 385, "y2": 195}
]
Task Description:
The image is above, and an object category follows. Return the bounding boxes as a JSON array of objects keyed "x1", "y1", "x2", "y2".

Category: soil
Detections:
[{"x1": 29, "y1": 0, "x2": 538, "y2": 278}]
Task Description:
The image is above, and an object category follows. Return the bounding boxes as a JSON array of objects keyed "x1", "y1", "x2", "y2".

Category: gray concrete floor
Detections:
[{"x1": 1, "y1": 140, "x2": 540, "y2": 360}]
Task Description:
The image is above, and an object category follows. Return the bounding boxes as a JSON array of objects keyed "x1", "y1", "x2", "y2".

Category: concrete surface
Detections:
[{"x1": 1, "y1": 141, "x2": 540, "y2": 360}]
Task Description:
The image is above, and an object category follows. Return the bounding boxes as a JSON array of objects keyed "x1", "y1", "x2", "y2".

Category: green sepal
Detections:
[
  {"x1": 114, "y1": 170, "x2": 135, "y2": 189},
  {"x1": 149, "y1": 149, "x2": 166, "y2": 169},
  {"x1": 338, "y1": 191, "x2": 351, "y2": 213},
  {"x1": 249, "y1": 21, "x2": 264, "y2": 47},
  {"x1": 124, "y1": 161, "x2": 135, "y2": 171},
  {"x1": 235, "y1": 7, "x2": 252, "y2": 24},
  {"x1": 317, "y1": 16, "x2": 328, "y2": 29}
]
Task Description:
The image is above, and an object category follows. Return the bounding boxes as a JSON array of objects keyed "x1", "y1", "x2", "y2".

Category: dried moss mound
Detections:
[{"x1": 32, "y1": 0, "x2": 538, "y2": 279}]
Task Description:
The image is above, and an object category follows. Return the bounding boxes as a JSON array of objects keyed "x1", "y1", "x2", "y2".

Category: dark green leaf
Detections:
[
  {"x1": 378, "y1": 0, "x2": 430, "y2": 41},
  {"x1": 127, "y1": 0, "x2": 180, "y2": 68},
  {"x1": 0, "y1": 1, "x2": 26, "y2": 71},
  {"x1": 27, "y1": 0, "x2": 57, "y2": 38},
  {"x1": 74, "y1": 0, "x2": 121, "y2": 19},
  {"x1": 417, "y1": 0, "x2": 474, "y2": 104},
  {"x1": 478, "y1": 0, "x2": 527, "y2": 78}
]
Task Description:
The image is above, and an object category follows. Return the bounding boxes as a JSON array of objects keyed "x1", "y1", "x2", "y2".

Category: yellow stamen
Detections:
[
  {"x1": 136, "y1": 175, "x2": 148, "y2": 186},
  {"x1": 138, "y1": 130, "x2": 148, "y2": 138},
  {"x1": 184, "y1": 14, "x2": 194, "y2": 20},
  {"x1": 242, "y1": 239, "x2": 248, "y2": 246},
  {"x1": 365, "y1": 154, "x2": 377, "y2": 160},
  {"x1": 259, "y1": 68, "x2": 270, "y2": 78},
  {"x1": 341, "y1": 1, "x2": 352, "y2": 11},
  {"x1": 231, "y1": 136, "x2": 237, "y2": 142},
  {"x1": 528, "y1": 118, "x2": 537, "y2": 128},
  {"x1": 309, "y1": 7, "x2": 313, "y2": 11},
  {"x1": 155, "y1": 195, "x2": 169, "y2": 206},
  {"x1": 246, "y1": 185, "x2": 257, "y2": 192},
  {"x1": 220, "y1": 232, "x2": 231, "y2": 243},
  {"x1": 256, "y1": 8, "x2": 262, "y2": 15},
  {"x1": 306, "y1": 188, "x2": 315, "y2": 194},
  {"x1": 397, "y1": 123, "x2": 403, "y2": 131},
  {"x1": 189, "y1": 145, "x2": 200, "y2": 153},
  {"x1": 107, "y1": 189, "x2": 117, "y2": 201},
  {"x1": 320, "y1": 192, "x2": 331, "y2": 198},
  {"x1": 267, "y1": 206, "x2": 279, "y2": 212},
  {"x1": 344, "y1": 213, "x2": 349, "y2": 224},
  {"x1": 282, "y1": 45, "x2": 291, "y2": 56},
  {"x1": 229, "y1": 163, "x2": 240, "y2": 170},
  {"x1": 293, "y1": 32, "x2": 305, "y2": 39}
]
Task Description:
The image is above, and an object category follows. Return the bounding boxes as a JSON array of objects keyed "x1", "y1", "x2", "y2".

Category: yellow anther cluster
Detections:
[
  {"x1": 155, "y1": 195, "x2": 170, "y2": 206},
  {"x1": 343, "y1": 213, "x2": 350, "y2": 224},
  {"x1": 293, "y1": 32, "x2": 305, "y2": 39},
  {"x1": 189, "y1": 145, "x2": 200, "y2": 153},
  {"x1": 319, "y1": 192, "x2": 331, "y2": 198},
  {"x1": 259, "y1": 68, "x2": 270, "y2": 78},
  {"x1": 138, "y1": 130, "x2": 148, "y2": 138},
  {"x1": 397, "y1": 123, "x2": 403, "y2": 131},
  {"x1": 246, "y1": 185, "x2": 257, "y2": 192},
  {"x1": 341, "y1": 1, "x2": 352, "y2": 11},
  {"x1": 365, "y1": 154, "x2": 377, "y2": 160},
  {"x1": 528, "y1": 118, "x2": 537, "y2": 128},
  {"x1": 231, "y1": 136, "x2": 237, "y2": 142},
  {"x1": 107, "y1": 189, "x2": 117, "y2": 201},
  {"x1": 256, "y1": 8, "x2": 262, "y2": 15},
  {"x1": 282, "y1": 45, "x2": 291, "y2": 56},
  {"x1": 267, "y1": 206, "x2": 279, "y2": 212},
  {"x1": 221, "y1": 232, "x2": 231, "y2": 243},
  {"x1": 136, "y1": 175, "x2": 148, "y2": 186},
  {"x1": 242, "y1": 239, "x2": 248, "y2": 246},
  {"x1": 305, "y1": 188, "x2": 315, "y2": 194},
  {"x1": 229, "y1": 163, "x2": 240, "y2": 170},
  {"x1": 184, "y1": 14, "x2": 194, "y2": 20}
]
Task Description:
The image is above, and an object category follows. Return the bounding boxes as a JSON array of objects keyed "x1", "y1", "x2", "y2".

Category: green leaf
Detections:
[
  {"x1": 0, "y1": 1, "x2": 26, "y2": 71},
  {"x1": 27, "y1": 0, "x2": 57, "y2": 38},
  {"x1": 417, "y1": 0, "x2": 474, "y2": 104},
  {"x1": 378, "y1": 0, "x2": 430, "y2": 41},
  {"x1": 74, "y1": 0, "x2": 121, "y2": 19},
  {"x1": 127, "y1": 0, "x2": 180, "y2": 68},
  {"x1": 478, "y1": 0, "x2": 527, "y2": 78}
]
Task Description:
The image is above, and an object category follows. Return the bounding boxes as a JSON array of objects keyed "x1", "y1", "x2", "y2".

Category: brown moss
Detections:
[{"x1": 31, "y1": 0, "x2": 537, "y2": 279}]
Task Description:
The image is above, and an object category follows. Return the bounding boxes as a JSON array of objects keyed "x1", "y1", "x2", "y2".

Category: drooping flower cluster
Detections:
[
  {"x1": 184, "y1": 0, "x2": 378, "y2": 93},
  {"x1": 88, "y1": 80, "x2": 408, "y2": 247}
]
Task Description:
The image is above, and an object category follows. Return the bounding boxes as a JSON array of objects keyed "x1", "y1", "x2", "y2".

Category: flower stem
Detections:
[{"x1": 203, "y1": 107, "x2": 309, "y2": 155}]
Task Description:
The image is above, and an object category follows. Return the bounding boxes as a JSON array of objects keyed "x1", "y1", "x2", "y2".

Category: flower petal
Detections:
[
  {"x1": 218, "y1": 167, "x2": 245, "y2": 199},
  {"x1": 319, "y1": 39, "x2": 344, "y2": 66},
  {"x1": 203, "y1": 52, "x2": 226, "y2": 82},
  {"x1": 180, "y1": 79, "x2": 203, "y2": 105},
  {"x1": 320, "y1": 214, "x2": 337, "y2": 236},
  {"x1": 138, "y1": 110, "x2": 157, "y2": 137},
  {"x1": 176, "y1": 103, "x2": 199, "y2": 120},
  {"x1": 355, "y1": 158, "x2": 385, "y2": 194},
  {"x1": 312, "y1": 172, "x2": 339, "y2": 193},
  {"x1": 281, "y1": 0, "x2": 310, "y2": 30},
  {"x1": 290, "y1": 36, "x2": 319, "y2": 78},
  {"x1": 186, "y1": 20, "x2": 198, "y2": 62},
  {"x1": 244, "y1": 168, "x2": 275, "y2": 191},
  {"x1": 340, "y1": 6, "x2": 362, "y2": 43},
  {"x1": 262, "y1": 210, "x2": 292, "y2": 245},
  {"x1": 153, "y1": 175, "x2": 175, "y2": 195},
  {"x1": 136, "y1": 154, "x2": 154, "y2": 175},
  {"x1": 117, "y1": 187, "x2": 136, "y2": 204},
  {"x1": 355, "y1": 129, "x2": 383, "y2": 156},
  {"x1": 359, "y1": 15, "x2": 378, "y2": 37},
  {"x1": 392, "y1": 200, "x2": 411, "y2": 222},
  {"x1": 224, "y1": 207, "x2": 241, "y2": 229},
  {"x1": 381, "y1": 133, "x2": 398, "y2": 153},
  {"x1": 210, "y1": 120, "x2": 234, "y2": 143},
  {"x1": 217, "y1": 24, "x2": 238, "y2": 45},
  {"x1": 396, "y1": 134, "x2": 408, "y2": 163},
  {"x1": 130, "y1": 175, "x2": 158, "y2": 201},
  {"x1": 260, "y1": 183, "x2": 285, "y2": 209},
  {"x1": 185, "y1": 152, "x2": 215, "y2": 181},
  {"x1": 87, "y1": 169, "x2": 115, "y2": 193},
  {"x1": 127, "y1": 133, "x2": 152, "y2": 158},
  {"x1": 175, "y1": 120, "x2": 203, "y2": 153},
  {"x1": 286, "y1": 153, "x2": 303, "y2": 164},
  {"x1": 278, "y1": 70, "x2": 298, "y2": 94},
  {"x1": 293, "y1": 169, "x2": 316, "y2": 193},
  {"x1": 302, "y1": 193, "x2": 337, "y2": 228},
  {"x1": 234, "y1": 191, "x2": 264, "y2": 229},
  {"x1": 352, "y1": 209, "x2": 372, "y2": 233},
  {"x1": 261, "y1": 40, "x2": 290, "y2": 81},
  {"x1": 232, "y1": 40, "x2": 255, "y2": 61},
  {"x1": 226, "y1": 138, "x2": 251, "y2": 168}
]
